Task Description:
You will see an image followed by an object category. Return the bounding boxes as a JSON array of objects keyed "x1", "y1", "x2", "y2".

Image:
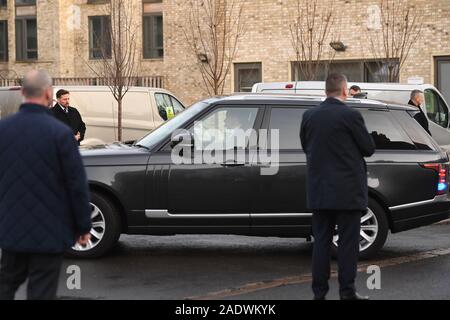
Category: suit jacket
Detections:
[
  {"x1": 50, "y1": 104, "x2": 86, "y2": 144},
  {"x1": 0, "y1": 103, "x2": 92, "y2": 253},
  {"x1": 408, "y1": 100, "x2": 431, "y2": 136},
  {"x1": 300, "y1": 97, "x2": 376, "y2": 211}
]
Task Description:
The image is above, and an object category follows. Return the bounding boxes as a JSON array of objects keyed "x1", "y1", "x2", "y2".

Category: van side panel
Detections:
[
  {"x1": 69, "y1": 91, "x2": 116, "y2": 143},
  {"x1": 62, "y1": 89, "x2": 155, "y2": 144},
  {"x1": 121, "y1": 91, "x2": 155, "y2": 142},
  {"x1": 0, "y1": 90, "x2": 23, "y2": 119}
]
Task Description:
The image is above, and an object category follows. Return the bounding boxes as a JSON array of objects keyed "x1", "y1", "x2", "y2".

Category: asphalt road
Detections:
[{"x1": 5, "y1": 223, "x2": 450, "y2": 300}]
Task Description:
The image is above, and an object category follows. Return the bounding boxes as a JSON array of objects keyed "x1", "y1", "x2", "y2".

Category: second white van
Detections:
[{"x1": 252, "y1": 81, "x2": 450, "y2": 150}]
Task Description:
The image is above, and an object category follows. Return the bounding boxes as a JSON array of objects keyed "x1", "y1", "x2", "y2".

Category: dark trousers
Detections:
[
  {"x1": 0, "y1": 250, "x2": 63, "y2": 300},
  {"x1": 311, "y1": 210, "x2": 361, "y2": 298}
]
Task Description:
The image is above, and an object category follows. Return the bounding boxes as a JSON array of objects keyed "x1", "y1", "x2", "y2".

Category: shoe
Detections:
[{"x1": 340, "y1": 292, "x2": 370, "y2": 300}]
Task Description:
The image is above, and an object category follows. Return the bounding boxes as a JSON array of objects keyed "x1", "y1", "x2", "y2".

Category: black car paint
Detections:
[{"x1": 81, "y1": 96, "x2": 450, "y2": 239}]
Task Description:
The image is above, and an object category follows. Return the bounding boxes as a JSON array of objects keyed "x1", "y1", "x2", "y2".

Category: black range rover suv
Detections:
[{"x1": 71, "y1": 94, "x2": 450, "y2": 259}]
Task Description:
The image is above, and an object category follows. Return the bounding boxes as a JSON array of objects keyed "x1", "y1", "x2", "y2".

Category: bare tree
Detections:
[
  {"x1": 289, "y1": 0, "x2": 336, "y2": 81},
  {"x1": 87, "y1": 0, "x2": 139, "y2": 142},
  {"x1": 367, "y1": 0, "x2": 422, "y2": 82},
  {"x1": 182, "y1": 0, "x2": 246, "y2": 96}
]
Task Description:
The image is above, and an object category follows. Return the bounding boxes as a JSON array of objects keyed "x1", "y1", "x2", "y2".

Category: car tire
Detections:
[
  {"x1": 332, "y1": 198, "x2": 389, "y2": 260},
  {"x1": 66, "y1": 192, "x2": 122, "y2": 259}
]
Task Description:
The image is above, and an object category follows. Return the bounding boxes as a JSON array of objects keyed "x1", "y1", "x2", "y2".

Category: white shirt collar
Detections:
[{"x1": 58, "y1": 103, "x2": 68, "y2": 113}]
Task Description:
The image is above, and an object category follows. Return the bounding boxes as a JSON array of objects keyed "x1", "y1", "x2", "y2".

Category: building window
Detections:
[
  {"x1": 291, "y1": 59, "x2": 400, "y2": 83},
  {"x1": 435, "y1": 56, "x2": 450, "y2": 105},
  {"x1": 87, "y1": 0, "x2": 109, "y2": 3},
  {"x1": 0, "y1": 0, "x2": 7, "y2": 8},
  {"x1": 0, "y1": 21, "x2": 7, "y2": 61},
  {"x1": 234, "y1": 63, "x2": 262, "y2": 92},
  {"x1": 143, "y1": 0, "x2": 163, "y2": 59},
  {"x1": 15, "y1": 0, "x2": 35, "y2": 5},
  {"x1": 89, "y1": 16, "x2": 111, "y2": 59},
  {"x1": 15, "y1": 17, "x2": 37, "y2": 61}
]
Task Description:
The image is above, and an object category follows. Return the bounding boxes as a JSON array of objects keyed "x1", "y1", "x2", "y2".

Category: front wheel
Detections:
[
  {"x1": 66, "y1": 192, "x2": 122, "y2": 259},
  {"x1": 332, "y1": 198, "x2": 389, "y2": 260}
]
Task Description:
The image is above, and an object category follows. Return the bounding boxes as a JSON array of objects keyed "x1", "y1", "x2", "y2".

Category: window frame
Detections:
[
  {"x1": 291, "y1": 59, "x2": 400, "y2": 83},
  {"x1": 15, "y1": 16, "x2": 37, "y2": 61},
  {"x1": 234, "y1": 62, "x2": 262, "y2": 93},
  {"x1": 15, "y1": 0, "x2": 36, "y2": 6},
  {"x1": 0, "y1": 20, "x2": 8, "y2": 62},
  {"x1": 143, "y1": 12, "x2": 164, "y2": 59},
  {"x1": 88, "y1": 15, "x2": 111, "y2": 60}
]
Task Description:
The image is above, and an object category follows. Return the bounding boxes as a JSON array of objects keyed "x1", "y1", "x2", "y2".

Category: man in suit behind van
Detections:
[
  {"x1": 300, "y1": 74, "x2": 375, "y2": 300},
  {"x1": 50, "y1": 89, "x2": 86, "y2": 145},
  {"x1": 408, "y1": 90, "x2": 431, "y2": 136}
]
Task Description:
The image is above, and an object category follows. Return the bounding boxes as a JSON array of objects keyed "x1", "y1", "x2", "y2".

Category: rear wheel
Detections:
[
  {"x1": 332, "y1": 198, "x2": 389, "y2": 260},
  {"x1": 66, "y1": 192, "x2": 122, "y2": 259}
]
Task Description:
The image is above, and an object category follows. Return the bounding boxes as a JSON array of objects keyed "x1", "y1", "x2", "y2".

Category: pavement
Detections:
[{"x1": 3, "y1": 223, "x2": 450, "y2": 300}]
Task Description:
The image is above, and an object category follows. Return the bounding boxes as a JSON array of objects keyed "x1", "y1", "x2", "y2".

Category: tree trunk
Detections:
[{"x1": 118, "y1": 98, "x2": 122, "y2": 142}]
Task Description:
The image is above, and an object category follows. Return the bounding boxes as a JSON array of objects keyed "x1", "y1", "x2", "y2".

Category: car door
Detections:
[
  {"x1": 250, "y1": 105, "x2": 311, "y2": 237},
  {"x1": 145, "y1": 104, "x2": 263, "y2": 232},
  {"x1": 424, "y1": 88, "x2": 449, "y2": 129}
]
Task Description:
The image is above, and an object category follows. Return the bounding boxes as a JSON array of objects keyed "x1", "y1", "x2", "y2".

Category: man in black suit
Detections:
[
  {"x1": 50, "y1": 89, "x2": 86, "y2": 145},
  {"x1": 408, "y1": 90, "x2": 431, "y2": 136},
  {"x1": 300, "y1": 74, "x2": 375, "y2": 300}
]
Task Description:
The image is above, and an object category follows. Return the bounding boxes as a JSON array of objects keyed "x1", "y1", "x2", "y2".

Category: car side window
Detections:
[
  {"x1": 359, "y1": 109, "x2": 416, "y2": 150},
  {"x1": 169, "y1": 95, "x2": 185, "y2": 115},
  {"x1": 190, "y1": 107, "x2": 259, "y2": 151},
  {"x1": 391, "y1": 110, "x2": 435, "y2": 151},
  {"x1": 155, "y1": 93, "x2": 177, "y2": 121},
  {"x1": 268, "y1": 107, "x2": 306, "y2": 150},
  {"x1": 425, "y1": 89, "x2": 449, "y2": 128}
]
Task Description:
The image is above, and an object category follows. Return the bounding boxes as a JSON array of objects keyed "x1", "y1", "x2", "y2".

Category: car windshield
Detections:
[{"x1": 135, "y1": 101, "x2": 209, "y2": 150}]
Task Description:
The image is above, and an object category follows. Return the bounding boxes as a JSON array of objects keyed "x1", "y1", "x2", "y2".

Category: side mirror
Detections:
[{"x1": 170, "y1": 131, "x2": 193, "y2": 149}]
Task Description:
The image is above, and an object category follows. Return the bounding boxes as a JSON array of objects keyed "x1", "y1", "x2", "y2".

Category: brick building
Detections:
[{"x1": 0, "y1": 0, "x2": 449, "y2": 105}]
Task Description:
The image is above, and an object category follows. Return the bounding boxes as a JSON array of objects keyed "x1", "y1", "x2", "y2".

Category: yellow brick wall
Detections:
[{"x1": 0, "y1": 0, "x2": 449, "y2": 105}]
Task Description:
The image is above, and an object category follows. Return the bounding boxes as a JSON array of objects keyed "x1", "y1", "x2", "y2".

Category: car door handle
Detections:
[{"x1": 220, "y1": 162, "x2": 246, "y2": 167}]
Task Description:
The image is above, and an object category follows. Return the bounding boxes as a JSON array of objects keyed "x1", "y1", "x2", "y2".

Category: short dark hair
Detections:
[
  {"x1": 349, "y1": 85, "x2": 361, "y2": 92},
  {"x1": 56, "y1": 89, "x2": 70, "y2": 99},
  {"x1": 325, "y1": 73, "x2": 347, "y2": 96}
]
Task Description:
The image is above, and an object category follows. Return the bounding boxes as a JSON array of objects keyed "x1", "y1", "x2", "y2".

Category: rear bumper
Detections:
[{"x1": 389, "y1": 194, "x2": 450, "y2": 233}]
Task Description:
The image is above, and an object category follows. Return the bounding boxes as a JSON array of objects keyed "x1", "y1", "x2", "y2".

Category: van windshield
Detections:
[{"x1": 135, "y1": 101, "x2": 209, "y2": 150}]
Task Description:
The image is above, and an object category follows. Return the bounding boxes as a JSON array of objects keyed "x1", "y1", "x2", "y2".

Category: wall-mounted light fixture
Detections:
[
  {"x1": 198, "y1": 53, "x2": 209, "y2": 63},
  {"x1": 330, "y1": 41, "x2": 347, "y2": 52}
]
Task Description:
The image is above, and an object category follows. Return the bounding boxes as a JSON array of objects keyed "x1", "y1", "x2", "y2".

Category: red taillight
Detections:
[
  {"x1": 420, "y1": 163, "x2": 449, "y2": 195},
  {"x1": 285, "y1": 84, "x2": 294, "y2": 89}
]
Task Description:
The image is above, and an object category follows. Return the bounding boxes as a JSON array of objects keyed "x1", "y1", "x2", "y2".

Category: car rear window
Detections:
[
  {"x1": 267, "y1": 106, "x2": 431, "y2": 152},
  {"x1": 391, "y1": 109, "x2": 436, "y2": 151},
  {"x1": 358, "y1": 109, "x2": 417, "y2": 150}
]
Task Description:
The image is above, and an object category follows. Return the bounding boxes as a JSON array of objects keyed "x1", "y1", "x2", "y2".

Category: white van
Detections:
[
  {"x1": 0, "y1": 86, "x2": 185, "y2": 145},
  {"x1": 252, "y1": 81, "x2": 450, "y2": 149}
]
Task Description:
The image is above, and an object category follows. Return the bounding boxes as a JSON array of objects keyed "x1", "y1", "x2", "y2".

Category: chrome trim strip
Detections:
[
  {"x1": 389, "y1": 194, "x2": 450, "y2": 211},
  {"x1": 145, "y1": 210, "x2": 248, "y2": 219},
  {"x1": 145, "y1": 210, "x2": 312, "y2": 219},
  {"x1": 251, "y1": 213, "x2": 313, "y2": 218}
]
